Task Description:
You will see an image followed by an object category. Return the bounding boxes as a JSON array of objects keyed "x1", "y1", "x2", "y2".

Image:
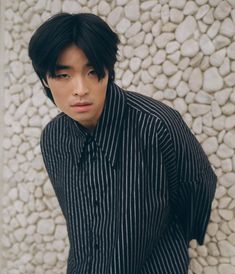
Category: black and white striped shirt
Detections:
[{"x1": 40, "y1": 82, "x2": 217, "y2": 274}]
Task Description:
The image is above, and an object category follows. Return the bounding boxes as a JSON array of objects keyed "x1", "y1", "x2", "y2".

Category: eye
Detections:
[
  {"x1": 88, "y1": 69, "x2": 96, "y2": 76},
  {"x1": 55, "y1": 73, "x2": 70, "y2": 79}
]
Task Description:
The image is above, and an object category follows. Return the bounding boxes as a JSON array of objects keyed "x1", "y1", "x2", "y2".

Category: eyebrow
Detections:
[{"x1": 55, "y1": 62, "x2": 93, "y2": 71}]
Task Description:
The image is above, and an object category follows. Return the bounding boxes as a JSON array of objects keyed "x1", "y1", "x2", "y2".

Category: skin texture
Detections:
[{"x1": 44, "y1": 44, "x2": 109, "y2": 130}]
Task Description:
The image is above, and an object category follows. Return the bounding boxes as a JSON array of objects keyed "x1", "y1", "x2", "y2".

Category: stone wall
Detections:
[{"x1": 1, "y1": 0, "x2": 235, "y2": 273}]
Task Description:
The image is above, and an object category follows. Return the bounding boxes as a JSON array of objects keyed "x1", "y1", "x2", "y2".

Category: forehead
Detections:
[{"x1": 56, "y1": 44, "x2": 90, "y2": 67}]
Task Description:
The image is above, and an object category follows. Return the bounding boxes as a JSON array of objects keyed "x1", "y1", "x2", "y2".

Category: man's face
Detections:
[{"x1": 45, "y1": 44, "x2": 109, "y2": 130}]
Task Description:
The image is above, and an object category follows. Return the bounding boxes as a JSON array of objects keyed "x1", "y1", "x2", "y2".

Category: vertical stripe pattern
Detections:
[{"x1": 40, "y1": 83, "x2": 217, "y2": 274}]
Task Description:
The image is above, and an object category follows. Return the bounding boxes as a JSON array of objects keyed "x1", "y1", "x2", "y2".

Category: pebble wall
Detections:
[{"x1": 1, "y1": 0, "x2": 235, "y2": 273}]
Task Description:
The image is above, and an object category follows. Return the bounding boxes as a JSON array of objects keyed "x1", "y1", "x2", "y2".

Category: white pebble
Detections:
[
  {"x1": 215, "y1": 88, "x2": 232, "y2": 105},
  {"x1": 124, "y1": 0, "x2": 140, "y2": 21},
  {"x1": 62, "y1": 0, "x2": 81, "y2": 13},
  {"x1": 207, "y1": 20, "x2": 221, "y2": 39},
  {"x1": 134, "y1": 45, "x2": 149, "y2": 59},
  {"x1": 8, "y1": 188, "x2": 18, "y2": 200},
  {"x1": 164, "y1": 89, "x2": 177, "y2": 100},
  {"x1": 107, "y1": 7, "x2": 123, "y2": 27},
  {"x1": 128, "y1": 31, "x2": 145, "y2": 47},
  {"x1": 153, "y1": 50, "x2": 166, "y2": 65},
  {"x1": 166, "y1": 41, "x2": 180, "y2": 54},
  {"x1": 173, "y1": 98, "x2": 188, "y2": 115},
  {"x1": 228, "y1": 185, "x2": 235, "y2": 199},
  {"x1": 183, "y1": 1, "x2": 198, "y2": 15},
  {"x1": 196, "y1": 4, "x2": 210, "y2": 19},
  {"x1": 116, "y1": 18, "x2": 131, "y2": 34},
  {"x1": 97, "y1": 1, "x2": 111, "y2": 16},
  {"x1": 219, "y1": 57, "x2": 230, "y2": 76},
  {"x1": 125, "y1": 21, "x2": 141, "y2": 38},
  {"x1": 209, "y1": 48, "x2": 226, "y2": 67},
  {"x1": 16, "y1": 214, "x2": 27, "y2": 228},
  {"x1": 154, "y1": 74, "x2": 168, "y2": 90},
  {"x1": 189, "y1": 68, "x2": 202, "y2": 92},
  {"x1": 213, "y1": 116, "x2": 225, "y2": 131},
  {"x1": 10, "y1": 61, "x2": 24, "y2": 79},
  {"x1": 224, "y1": 130, "x2": 235, "y2": 149},
  {"x1": 55, "y1": 225, "x2": 68, "y2": 240},
  {"x1": 189, "y1": 104, "x2": 211, "y2": 117},
  {"x1": 207, "y1": 223, "x2": 219, "y2": 237},
  {"x1": 199, "y1": 34, "x2": 215, "y2": 55},
  {"x1": 161, "y1": 4, "x2": 170, "y2": 23},
  {"x1": 14, "y1": 228, "x2": 26, "y2": 242},
  {"x1": 168, "y1": 71, "x2": 182, "y2": 88},
  {"x1": 203, "y1": 8, "x2": 214, "y2": 25},
  {"x1": 169, "y1": 0, "x2": 186, "y2": 9},
  {"x1": 155, "y1": 33, "x2": 175, "y2": 48},
  {"x1": 214, "y1": 1, "x2": 232, "y2": 20},
  {"x1": 33, "y1": 0, "x2": 47, "y2": 12},
  {"x1": 220, "y1": 18, "x2": 235, "y2": 38},
  {"x1": 162, "y1": 60, "x2": 178, "y2": 76},
  {"x1": 227, "y1": 42, "x2": 235, "y2": 60},
  {"x1": 141, "y1": 0, "x2": 157, "y2": 11},
  {"x1": 116, "y1": 0, "x2": 128, "y2": 5},
  {"x1": 151, "y1": 21, "x2": 162, "y2": 37},
  {"x1": 214, "y1": 35, "x2": 231, "y2": 50},
  {"x1": 225, "y1": 115, "x2": 235, "y2": 130},
  {"x1": 43, "y1": 252, "x2": 57, "y2": 266},
  {"x1": 227, "y1": 0, "x2": 235, "y2": 8},
  {"x1": 14, "y1": 99, "x2": 31, "y2": 119},
  {"x1": 169, "y1": 51, "x2": 181, "y2": 65},
  {"x1": 175, "y1": 16, "x2": 197, "y2": 43},
  {"x1": 5, "y1": 31, "x2": 13, "y2": 49},
  {"x1": 219, "y1": 264, "x2": 235, "y2": 274},
  {"x1": 221, "y1": 159, "x2": 233, "y2": 172},
  {"x1": 51, "y1": 0, "x2": 62, "y2": 14},
  {"x1": 181, "y1": 39, "x2": 199, "y2": 57},
  {"x1": 176, "y1": 81, "x2": 189, "y2": 97},
  {"x1": 190, "y1": 258, "x2": 203, "y2": 274},
  {"x1": 202, "y1": 137, "x2": 218, "y2": 155},
  {"x1": 141, "y1": 71, "x2": 153, "y2": 84},
  {"x1": 150, "y1": 4, "x2": 161, "y2": 20},
  {"x1": 217, "y1": 144, "x2": 234, "y2": 159},
  {"x1": 193, "y1": 117, "x2": 203, "y2": 134},
  {"x1": 170, "y1": 8, "x2": 184, "y2": 23},
  {"x1": 37, "y1": 219, "x2": 55, "y2": 235},
  {"x1": 218, "y1": 241, "x2": 235, "y2": 257},
  {"x1": 129, "y1": 57, "x2": 141, "y2": 73},
  {"x1": 19, "y1": 185, "x2": 30, "y2": 203},
  {"x1": 222, "y1": 102, "x2": 235, "y2": 115},
  {"x1": 203, "y1": 67, "x2": 224, "y2": 92},
  {"x1": 195, "y1": 91, "x2": 213, "y2": 105}
]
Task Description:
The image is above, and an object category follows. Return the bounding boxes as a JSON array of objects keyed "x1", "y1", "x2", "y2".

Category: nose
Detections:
[{"x1": 72, "y1": 76, "x2": 88, "y2": 97}]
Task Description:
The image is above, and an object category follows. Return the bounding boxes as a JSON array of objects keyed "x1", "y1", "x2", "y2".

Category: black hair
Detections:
[{"x1": 28, "y1": 12, "x2": 120, "y2": 103}]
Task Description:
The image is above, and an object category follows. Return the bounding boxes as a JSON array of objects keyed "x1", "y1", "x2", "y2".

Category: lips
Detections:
[
  {"x1": 71, "y1": 102, "x2": 92, "y2": 107},
  {"x1": 70, "y1": 102, "x2": 93, "y2": 113}
]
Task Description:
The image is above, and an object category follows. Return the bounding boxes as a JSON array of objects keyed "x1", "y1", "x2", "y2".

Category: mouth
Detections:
[
  {"x1": 71, "y1": 102, "x2": 92, "y2": 107},
  {"x1": 70, "y1": 102, "x2": 93, "y2": 113}
]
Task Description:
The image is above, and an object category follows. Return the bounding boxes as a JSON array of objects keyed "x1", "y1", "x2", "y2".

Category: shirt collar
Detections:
[{"x1": 68, "y1": 82, "x2": 126, "y2": 167}]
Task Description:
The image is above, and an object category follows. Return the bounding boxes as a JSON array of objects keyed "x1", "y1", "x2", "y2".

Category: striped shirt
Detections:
[{"x1": 40, "y1": 82, "x2": 217, "y2": 274}]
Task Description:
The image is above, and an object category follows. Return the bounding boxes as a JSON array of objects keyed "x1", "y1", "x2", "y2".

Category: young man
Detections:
[{"x1": 28, "y1": 13, "x2": 217, "y2": 274}]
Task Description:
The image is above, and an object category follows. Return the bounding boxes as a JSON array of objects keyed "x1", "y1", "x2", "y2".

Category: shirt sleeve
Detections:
[
  {"x1": 40, "y1": 122, "x2": 69, "y2": 218},
  {"x1": 158, "y1": 109, "x2": 217, "y2": 245}
]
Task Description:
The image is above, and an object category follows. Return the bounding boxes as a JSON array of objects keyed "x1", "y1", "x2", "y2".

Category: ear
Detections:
[{"x1": 42, "y1": 78, "x2": 49, "y2": 88}]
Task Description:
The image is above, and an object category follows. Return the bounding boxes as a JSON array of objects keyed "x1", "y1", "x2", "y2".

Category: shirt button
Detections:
[
  {"x1": 94, "y1": 200, "x2": 99, "y2": 206},
  {"x1": 94, "y1": 243, "x2": 99, "y2": 250}
]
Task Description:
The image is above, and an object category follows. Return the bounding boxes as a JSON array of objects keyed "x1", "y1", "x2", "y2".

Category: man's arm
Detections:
[{"x1": 158, "y1": 109, "x2": 217, "y2": 245}]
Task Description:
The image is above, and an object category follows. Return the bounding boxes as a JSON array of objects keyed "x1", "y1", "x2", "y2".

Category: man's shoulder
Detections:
[
  {"x1": 124, "y1": 90, "x2": 180, "y2": 125},
  {"x1": 40, "y1": 112, "x2": 67, "y2": 141}
]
